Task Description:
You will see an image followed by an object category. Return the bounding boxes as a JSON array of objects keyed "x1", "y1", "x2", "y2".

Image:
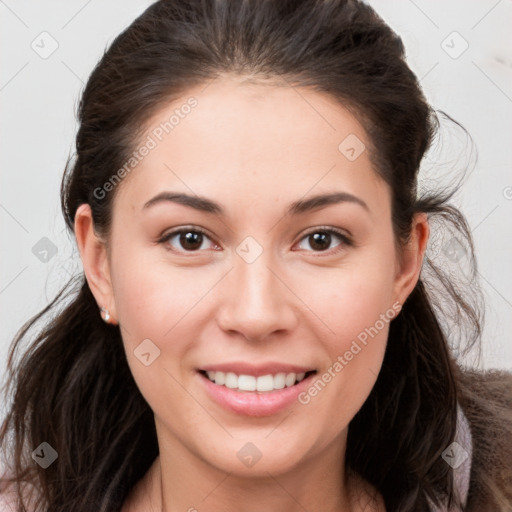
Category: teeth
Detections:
[
  {"x1": 256, "y1": 374, "x2": 274, "y2": 392},
  {"x1": 204, "y1": 371, "x2": 309, "y2": 392},
  {"x1": 238, "y1": 374, "x2": 256, "y2": 391},
  {"x1": 225, "y1": 372, "x2": 238, "y2": 389}
]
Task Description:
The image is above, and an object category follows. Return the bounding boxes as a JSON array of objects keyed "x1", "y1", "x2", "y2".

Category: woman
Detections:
[{"x1": 0, "y1": 0, "x2": 511, "y2": 511}]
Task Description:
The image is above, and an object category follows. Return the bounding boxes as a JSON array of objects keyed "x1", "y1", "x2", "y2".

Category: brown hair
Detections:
[{"x1": 1, "y1": 1, "x2": 511, "y2": 511}]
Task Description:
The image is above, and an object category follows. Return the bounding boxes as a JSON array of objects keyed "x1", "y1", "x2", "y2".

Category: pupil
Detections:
[
  {"x1": 310, "y1": 232, "x2": 330, "y2": 251},
  {"x1": 181, "y1": 231, "x2": 202, "y2": 250}
]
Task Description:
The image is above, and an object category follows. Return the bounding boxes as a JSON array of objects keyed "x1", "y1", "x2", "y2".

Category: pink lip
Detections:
[
  {"x1": 199, "y1": 362, "x2": 315, "y2": 377},
  {"x1": 198, "y1": 370, "x2": 316, "y2": 417}
]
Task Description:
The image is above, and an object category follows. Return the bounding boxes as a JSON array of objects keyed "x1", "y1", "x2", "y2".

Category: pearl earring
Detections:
[{"x1": 100, "y1": 306, "x2": 111, "y2": 323}]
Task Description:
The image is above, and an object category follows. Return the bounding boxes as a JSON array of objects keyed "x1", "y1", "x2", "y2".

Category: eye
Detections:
[
  {"x1": 295, "y1": 227, "x2": 352, "y2": 254},
  {"x1": 157, "y1": 226, "x2": 352, "y2": 255},
  {"x1": 157, "y1": 227, "x2": 218, "y2": 253}
]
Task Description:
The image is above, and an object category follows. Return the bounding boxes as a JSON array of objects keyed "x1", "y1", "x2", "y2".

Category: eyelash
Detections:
[{"x1": 157, "y1": 225, "x2": 353, "y2": 255}]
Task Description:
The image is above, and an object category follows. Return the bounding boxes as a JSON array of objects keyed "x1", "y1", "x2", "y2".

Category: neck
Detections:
[{"x1": 123, "y1": 426, "x2": 384, "y2": 512}]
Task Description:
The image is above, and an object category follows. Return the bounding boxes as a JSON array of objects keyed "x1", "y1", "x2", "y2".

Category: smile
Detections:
[
  {"x1": 200, "y1": 370, "x2": 316, "y2": 393},
  {"x1": 197, "y1": 366, "x2": 318, "y2": 416}
]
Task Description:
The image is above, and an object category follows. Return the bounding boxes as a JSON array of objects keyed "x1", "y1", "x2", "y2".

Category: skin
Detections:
[{"x1": 75, "y1": 76, "x2": 429, "y2": 512}]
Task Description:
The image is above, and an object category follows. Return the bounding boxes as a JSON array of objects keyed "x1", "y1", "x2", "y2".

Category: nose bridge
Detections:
[{"x1": 217, "y1": 235, "x2": 296, "y2": 341}]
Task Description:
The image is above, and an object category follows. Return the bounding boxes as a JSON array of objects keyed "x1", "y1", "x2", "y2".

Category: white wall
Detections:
[{"x1": 1, "y1": 0, "x2": 511, "y2": 405}]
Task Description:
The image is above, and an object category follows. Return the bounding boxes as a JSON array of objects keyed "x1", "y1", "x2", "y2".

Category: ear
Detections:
[
  {"x1": 74, "y1": 204, "x2": 117, "y2": 324},
  {"x1": 393, "y1": 212, "x2": 430, "y2": 306}
]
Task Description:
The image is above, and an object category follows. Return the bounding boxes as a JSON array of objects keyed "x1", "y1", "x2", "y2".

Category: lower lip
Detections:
[{"x1": 198, "y1": 371, "x2": 315, "y2": 417}]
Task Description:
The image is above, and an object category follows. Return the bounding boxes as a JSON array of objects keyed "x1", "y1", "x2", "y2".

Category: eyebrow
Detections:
[{"x1": 142, "y1": 191, "x2": 370, "y2": 216}]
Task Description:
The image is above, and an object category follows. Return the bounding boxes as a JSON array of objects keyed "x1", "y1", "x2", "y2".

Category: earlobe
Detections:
[
  {"x1": 393, "y1": 213, "x2": 430, "y2": 306},
  {"x1": 74, "y1": 204, "x2": 118, "y2": 324}
]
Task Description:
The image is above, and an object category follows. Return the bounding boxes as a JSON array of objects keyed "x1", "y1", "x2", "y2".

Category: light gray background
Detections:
[{"x1": 1, "y1": 0, "x2": 511, "y2": 404}]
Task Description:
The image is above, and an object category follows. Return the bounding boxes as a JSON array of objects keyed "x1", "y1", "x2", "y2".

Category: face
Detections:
[{"x1": 78, "y1": 76, "x2": 427, "y2": 479}]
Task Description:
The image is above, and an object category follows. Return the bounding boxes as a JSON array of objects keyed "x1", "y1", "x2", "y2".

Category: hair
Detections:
[{"x1": 1, "y1": 1, "x2": 511, "y2": 511}]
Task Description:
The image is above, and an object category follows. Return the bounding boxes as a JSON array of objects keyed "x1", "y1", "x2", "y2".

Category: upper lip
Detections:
[{"x1": 199, "y1": 362, "x2": 316, "y2": 377}]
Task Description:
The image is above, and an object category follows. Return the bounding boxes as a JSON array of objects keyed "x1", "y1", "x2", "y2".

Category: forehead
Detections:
[{"x1": 112, "y1": 76, "x2": 386, "y2": 214}]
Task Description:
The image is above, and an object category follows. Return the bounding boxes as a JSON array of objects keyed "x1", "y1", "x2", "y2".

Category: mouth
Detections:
[{"x1": 198, "y1": 369, "x2": 318, "y2": 393}]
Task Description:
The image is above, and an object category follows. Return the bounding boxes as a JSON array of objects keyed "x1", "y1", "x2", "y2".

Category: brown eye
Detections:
[
  {"x1": 177, "y1": 231, "x2": 204, "y2": 251},
  {"x1": 308, "y1": 232, "x2": 332, "y2": 251},
  {"x1": 296, "y1": 228, "x2": 352, "y2": 253},
  {"x1": 158, "y1": 227, "x2": 216, "y2": 253}
]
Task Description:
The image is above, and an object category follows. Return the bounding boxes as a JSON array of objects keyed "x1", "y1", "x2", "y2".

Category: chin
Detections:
[{"x1": 200, "y1": 436, "x2": 311, "y2": 478}]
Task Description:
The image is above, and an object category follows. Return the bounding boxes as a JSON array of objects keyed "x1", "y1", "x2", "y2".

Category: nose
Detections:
[{"x1": 216, "y1": 246, "x2": 298, "y2": 343}]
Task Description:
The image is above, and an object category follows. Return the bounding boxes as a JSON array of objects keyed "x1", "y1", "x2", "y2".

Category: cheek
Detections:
[
  {"x1": 110, "y1": 259, "x2": 202, "y2": 417},
  {"x1": 109, "y1": 250, "x2": 220, "y2": 387},
  {"x1": 299, "y1": 241, "x2": 397, "y2": 350},
  {"x1": 296, "y1": 286, "x2": 394, "y2": 444},
  {"x1": 107, "y1": 247, "x2": 187, "y2": 379},
  {"x1": 111, "y1": 263, "x2": 174, "y2": 341},
  {"x1": 110, "y1": 242, "x2": 207, "y2": 343},
  {"x1": 311, "y1": 273, "x2": 393, "y2": 391},
  {"x1": 295, "y1": 241, "x2": 398, "y2": 417}
]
